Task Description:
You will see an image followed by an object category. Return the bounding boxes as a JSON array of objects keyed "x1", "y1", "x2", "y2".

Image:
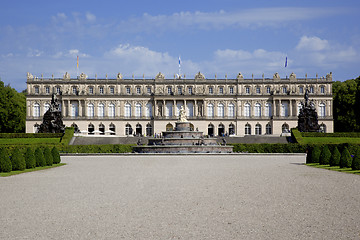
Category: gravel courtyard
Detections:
[{"x1": 0, "y1": 154, "x2": 359, "y2": 239}]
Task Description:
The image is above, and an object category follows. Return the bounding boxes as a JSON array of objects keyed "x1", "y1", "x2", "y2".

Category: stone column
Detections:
[
  {"x1": 78, "y1": 100, "x2": 82, "y2": 117},
  {"x1": 67, "y1": 100, "x2": 70, "y2": 117},
  {"x1": 273, "y1": 99, "x2": 276, "y2": 117},
  {"x1": 194, "y1": 100, "x2": 198, "y2": 117},
  {"x1": 204, "y1": 100, "x2": 208, "y2": 117},
  {"x1": 289, "y1": 100, "x2": 292, "y2": 117}
]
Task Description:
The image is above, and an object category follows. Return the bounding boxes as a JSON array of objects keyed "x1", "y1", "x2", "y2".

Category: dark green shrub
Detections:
[
  {"x1": 43, "y1": 147, "x2": 53, "y2": 166},
  {"x1": 351, "y1": 147, "x2": 360, "y2": 170},
  {"x1": 329, "y1": 147, "x2": 341, "y2": 166},
  {"x1": 339, "y1": 147, "x2": 352, "y2": 168},
  {"x1": 35, "y1": 147, "x2": 46, "y2": 167},
  {"x1": 311, "y1": 146, "x2": 321, "y2": 163},
  {"x1": 306, "y1": 147, "x2": 312, "y2": 163},
  {"x1": 0, "y1": 148, "x2": 12, "y2": 172},
  {"x1": 319, "y1": 145, "x2": 331, "y2": 165},
  {"x1": 51, "y1": 147, "x2": 61, "y2": 164},
  {"x1": 24, "y1": 147, "x2": 36, "y2": 169},
  {"x1": 11, "y1": 148, "x2": 26, "y2": 171}
]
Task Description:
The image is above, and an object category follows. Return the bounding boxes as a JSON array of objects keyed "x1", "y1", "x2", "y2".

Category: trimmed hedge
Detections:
[
  {"x1": 51, "y1": 147, "x2": 61, "y2": 164},
  {"x1": 340, "y1": 147, "x2": 352, "y2": 168},
  {"x1": 329, "y1": 147, "x2": 341, "y2": 166},
  {"x1": 352, "y1": 147, "x2": 360, "y2": 170},
  {"x1": 319, "y1": 145, "x2": 331, "y2": 165},
  {"x1": 11, "y1": 148, "x2": 26, "y2": 171},
  {"x1": 0, "y1": 148, "x2": 12, "y2": 172},
  {"x1": 60, "y1": 127, "x2": 74, "y2": 145},
  {"x1": 311, "y1": 146, "x2": 321, "y2": 163},
  {"x1": 61, "y1": 144, "x2": 134, "y2": 154},
  {"x1": 43, "y1": 147, "x2": 53, "y2": 166},
  {"x1": 291, "y1": 128, "x2": 304, "y2": 144},
  {"x1": 301, "y1": 132, "x2": 360, "y2": 138},
  {"x1": 25, "y1": 147, "x2": 36, "y2": 169},
  {"x1": 35, "y1": 147, "x2": 46, "y2": 167},
  {"x1": 0, "y1": 133, "x2": 63, "y2": 139}
]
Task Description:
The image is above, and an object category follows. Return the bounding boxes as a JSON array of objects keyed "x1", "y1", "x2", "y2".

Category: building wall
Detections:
[{"x1": 25, "y1": 72, "x2": 334, "y2": 135}]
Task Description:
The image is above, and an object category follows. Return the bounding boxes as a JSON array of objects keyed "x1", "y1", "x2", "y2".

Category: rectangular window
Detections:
[
  {"x1": 72, "y1": 87, "x2": 77, "y2": 94},
  {"x1": 229, "y1": 87, "x2": 234, "y2": 94},
  {"x1": 256, "y1": 87, "x2": 261, "y2": 94},
  {"x1": 299, "y1": 87, "x2": 303, "y2": 94},
  {"x1": 309, "y1": 86, "x2": 314, "y2": 93},
  {"x1": 168, "y1": 87, "x2": 172, "y2": 94},
  {"x1": 126, "y1": 87, "x2": 131, "y2": 94},
  {"x1": 136, "y1": 87, "x2": 141, "y2": 94},
  {"x1": 219, "y1": 87, "x2": 223, "y2": 94},
  {"x1": 110, "y1": 87, "x2": 114, "y2": 94},
  {"x1": 320, "y1": 86, "x2": 325, "y2": 94},
  {"x1": 283, "y1": 87, "x2": 287, "y2": 93},
  {"x1": 178, "y1": 87, "x2": 182, "y2": 94},
  {"x1": 99, "y1": 87, "x2": 104, "y2": 94},
  {"x1": 89, "y1": 87, "x2": 94, "y2": 94},
  {"x1": 209, "y1": 87, "x2": 213, "y2": 94},
  {"x1": 45, "y1": 87, "x2": 50, "y2": 94},
  {"x1": 266, "y1": 87, "x2": 271, "y2": 94},
  {"x1": 188, "y1": 87, "x2": 193, "y2": 94},
  {"x1": 147, "y1": 87, "x2": 152, "y2": 94},
  {"x1": 34, "y1": 87, "x2": 39, "y2": 94},
  {"x1": 245, "y1": 87, "x2": 250, "y2": 94},
  {"x1": 56, "y1": 87, "x2": 61, "y2": 94}
]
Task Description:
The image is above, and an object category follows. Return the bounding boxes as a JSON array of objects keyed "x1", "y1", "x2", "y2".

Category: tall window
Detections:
[
  {"x1": 99, "y1": 124, "x2": 105, "y2": 135},
  {"x1": 244, "y1": 103, "x2": 251, "y2": 117},
  {"x1": 71, "y1": 102, "x2": 79, "y2": 117},
  {"x1": 167, "y1": 87, "x2": 172, "y2": 94},
  {"x1": 219, "y1": 87, "x2": 223, "y2": 94},
  {"x1": 207, "y1": 103, "x2": 214, "y2": 117},
  {"x1": 99, "y1": 87, "x2": 104, "y2": 94},
  {"x1": 126, "y1": 87, "x2": 131, "y2": 94},
  {"x1": 254, "y1": 103, "x2": 261, "y2": 117},
  {"x1": 245, "y1": 124, "x2": 251, "y2": 135},
  {"x1": 56, "y1": 87, "x2": 61, "y2": 94},
  {"x1": 255, "y1": 124, "x2": 262, "y2": 135},
  {"x1": 299, "y1": 86, "x2": 304, "y2": 94},
  {"x1": 187, "y1": 102, "x2": 194, "y2": 117},
  {"x1": 98, "y1": 103, "x2": 105, "y2": 117},
  {"x1": 33, "y1": 103, "x2": 40, "y2": 117},
  {"x1": 229, "y1": 87, "x2": 234, "y2": 94},
  {"x1": 309, "y1": 86, "x2": 314, "y2": 93},
  {"x1": 146, "y1": 123, "x2": 153, "y2": 136},
  {"x1": 218, "y1": 103, "x2": 224, "y2": 117},
  {"x1": 125, "y1": 123, "x2": 132, "y2": 135},
  {"x1": 88, "y1": 124, "x2": 94, "y2": 135},
  {"x1": 88, "y1": 103, "x2": 94, "y2": 117},
  {"x1": 89, "y1": 87, "x2": 94, "y2": 94},
  {"x1": 319, "y1": 103, "x2": 326, "y2": 117},
  {"x1": 266, "y1": 87, "x2": 271, "y2": 94},
  {"x1": 320, "y1": 86, "x2": 325, "y2": 94},
  {"x1": 256, "y1": 87, "x2": 260, "y2": 94},
  {"x1": 135, "y1": 103, "x2": 142, "y2": 117},
  {"x1": 109, "y1": 123, "x2": 116, "y2": 135},
  {"x1": 34, "y1": 86, "x2": 39, "y2": 94},
  {"x1": 178, "y1": 86, "x2": 182, "y2": 94},
  {"x1": 245, "y1": 87, "x2": 250, "y2": 94},
  {"x1": 265, "y1": 102, "x2": 272, "y2": 117},
  {"x1": 281, "y1": 102, "x2": 288, "y2": 117},
  {"x1": 108, "y1": 103, "x2": 115, "y2": 117},
  {"x1": 228, "y1": 103, "x2": 235, "y2": 118},
  {"x1": 166, "y1": 102, "x2": 173, "y2": 117},
  {"x1": 146, "y1": 103, "x2": 153, "y2": 117},
  {"x1": 209, "y1": 87, "x2": 213, "y2": 94},
  {"x1": 44, "y1": 103, "x2": 51, "y2": 113},
  {"x1": 266, "y1": 123, "x2": 272, "y2": 135},
  {"x1": 125, "y1": 103, "x2": 131, "y2": 117},
  {"x1": 229, "y1": 123, "x2": 235, "y2": 135},
  {"x1": 282, "y1": 86, "x2": 287, "y2": 94},
  {"x1": 72, "y1": 86, "x2": 77, "y2": 94},
  {"x1": 136, "y1": 87, "x2": 141, "y2": 94},
  {"x1": 45, "y1": 87, "x2": 50, "y2": 94},
  {"x1": 188, "y1": 87, "x2": 193, "y2": 94}
]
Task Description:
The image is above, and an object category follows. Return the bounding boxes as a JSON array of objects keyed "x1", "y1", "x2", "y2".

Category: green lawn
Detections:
[
  {"x1": 0, "y1": 163, "x2": 66, "y2": 177},
  {"x1": 302, "y1": 137, "x2": 360, "y2": 144},
  {"x1": 306, "y1": 163, "x2": 360, "y2": 175},
  {"x1": 0, "y1": 138, "x2": 61, "y2": 145}
]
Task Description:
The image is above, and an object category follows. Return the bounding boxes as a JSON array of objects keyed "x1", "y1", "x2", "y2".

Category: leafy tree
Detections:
[
  {"x1": 339, "y1": 147, "x2": 352, "y2": 168},
  {"x1": 43, "y1": 147, "x2": 53, "y2": 166},
  {"x1": 51, "y1": 147, "x2": 61, "y2": 164},
  {"x1": 0, "y1": 80, "x2": 26, "y2": 133},
  {"x1": 319, "y1": 145, "x2": 331, "y2": 165},
  {"x1": 35, "y1": 147, "x2": 46, "y2": 167},
  {"x1": 0, "y1": 148, "x2": 12, "y2": 172},
  {"x1": 351, "y1": 147, "x2": 360, "y2": 170},
  {"x1": 11, "y1": 148, "x2": 26, "y2": 171},
  {"x1": 25, "y1": 147, "x2": 36, "y2": 169},
  {"x1": 329, "y1": 146, "x2": 341, "y2": 166},
  {"x1": 311, "y1": 146, "x2": 321, "y2": 163}
]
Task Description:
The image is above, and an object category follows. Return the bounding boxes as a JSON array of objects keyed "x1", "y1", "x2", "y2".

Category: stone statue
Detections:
[
  {"x1": 37, "y1": 93, "x2": 65, "y2": 133},
  {"x1": 298, "y1": 89, "x2": 320, "y2": 132},
  {"x1": 179, "y1": 106, "x2": 187, "y2": 122}
]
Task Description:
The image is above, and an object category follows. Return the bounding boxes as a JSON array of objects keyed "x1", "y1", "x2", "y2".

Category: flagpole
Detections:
[
  {"x1": 178, "y1": 56, "x2": 181, "y2": 78},
  {"x1": 77, "y1": 55, "x2": 79, "y2": 79}
]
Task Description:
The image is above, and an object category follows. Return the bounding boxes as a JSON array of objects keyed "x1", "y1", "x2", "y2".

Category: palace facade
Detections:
[{"x1": 26, "y1": 71, "x2": 334, "y2": 136}]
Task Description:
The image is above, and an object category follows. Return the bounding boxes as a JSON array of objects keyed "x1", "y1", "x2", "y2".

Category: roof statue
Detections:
[
  {"x1": 63, "y1": 72, "x2": 70, "y2": 80},
  {"x1": 156, "y1": 72, "x2": 165, "y2": 80},
  {"x1": 195, "y1": 72, "x2": 205, "y2": 80},
  {"x1": 117, "y1": 73, "x2": 123, "y2": 80}
]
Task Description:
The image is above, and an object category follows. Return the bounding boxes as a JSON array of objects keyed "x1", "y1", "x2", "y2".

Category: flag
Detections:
[
  {"x1": 178, "y1": 56, "x2": 181, "y2": 67},
  {"x1": 285, "y1": 56, "x2": 288, "y2": 67},
  {"x1": 77, "y1": 56, "x2": 79, "y2": 68}
]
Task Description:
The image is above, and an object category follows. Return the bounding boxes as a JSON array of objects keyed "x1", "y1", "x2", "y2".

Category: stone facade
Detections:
[{"x1": 26, "y1": 71, "x2": 334, "y2": 136}]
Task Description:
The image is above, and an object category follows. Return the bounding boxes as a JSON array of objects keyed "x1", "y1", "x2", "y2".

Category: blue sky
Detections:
[{"x1": 1, "y1": 0, "x2": 359, "y2": 91}]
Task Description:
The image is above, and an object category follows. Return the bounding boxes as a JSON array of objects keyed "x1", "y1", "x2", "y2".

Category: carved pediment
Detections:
[
  {"x1": 195, "y1": 72, "x2": 205, "y2": 80},
  {"x1": 155, "y1": 72, "x2": 165, "y2": 80}
]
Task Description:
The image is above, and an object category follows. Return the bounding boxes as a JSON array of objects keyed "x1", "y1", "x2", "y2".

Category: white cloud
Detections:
[
  {"x1": 296, "y1": 36, "x2": 329, "y2": 51},
  {"x1": 86, "y1": 12, "x2": 96, "y2": 22}
]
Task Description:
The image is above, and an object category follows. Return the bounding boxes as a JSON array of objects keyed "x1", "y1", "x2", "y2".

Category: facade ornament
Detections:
[
  {"x1": 117, "y1": 73, "x2": 123, "y2": 80},
  {"x1": 79, "y1": 73, "x2": 87, "y2": 80},
  {"x1": 289, "y1": 72, "x2": 296, "y2": 80},
  {"x1": 63, "y1": 72, "x2": 70, "y2": 80},
  {"x1": 155, "y1": 72, "x2": 165, "y2": 80},
  {"x1": 236, "y1": 72, "x2": 244, "y2": 80},
  {"x1": 195, "y1": 71, "x2": 205, "y2": 80},
  {"x1": 273, "y1": 72, "x2": 280, "y2": 79},
  {"x1": 326, "y1": 72, "x2": 332, "y2": 81},
  {"x1": 27, "y1": 72, "x2": 34, "y2": 80}
]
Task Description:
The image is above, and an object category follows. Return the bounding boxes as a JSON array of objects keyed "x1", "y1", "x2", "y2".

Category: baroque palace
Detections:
[{"x1": 26, "y1": 71, "x2": 334, "y2": 136}]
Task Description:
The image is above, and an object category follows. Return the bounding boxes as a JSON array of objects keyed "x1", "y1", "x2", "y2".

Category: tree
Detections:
[
  {"x1": 35, "y1": 147, "x2": 46, "y2": 167},
  {"x1": 311, "y1": 146, "x2": 321, "y2": 163},
  {"x1": 25, "y1": 147, "x2": 36, "y2": 169},
  {"x1": 319, "y1": 145, "x2": 331, "y2": 165},
  {"x1": 340, "y1": 147, "x2": 352, "y2": 168},
  {"x1": 11, "y1": 148, "x2": 26, "y2": 171},
  {"x1": 0, "y1": 148, "x2": 12, "y2": 172},
  {"x1": 351, "y1": 147, "x2": 360, "y2": 170},
  {"x1": 329, "y1": 147, "x2": 341, "y2": 166},
  {"x1": 0, "y1": 80, "x2": 26, "y2": 133},
  {"x1": 51, "y1": 147, "x2": 61, "y2": 164},
  {"x1": 43, "y1": 147, "x2": 53, "y2": 166}
]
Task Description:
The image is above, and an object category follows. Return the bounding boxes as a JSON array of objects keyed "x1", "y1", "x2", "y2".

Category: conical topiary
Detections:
[
  {"x1": 43, "y1": 147, "x2": 53, "y2": 166},
  {"x1": 0, "y1": 148, "x2": 12, "y2": 172},
  {"x1": 340, "y1": 147, "x2": 352, "y2": 168},
  {"x1": 329, "y1": 146, "x2": 341, "y2": 166},
  {"x1": 11, "y1": 148, "x2": 26, "y2": 171},
  {"x1": 35, "y1": 147, "x2": 46, "y2": 167},
  {"x1": 319, "y1": 145, "x2": 331, "y2": 165},
  {"x1": 51, "y1": 147, "x2": 61, "y2": 164},
  {"x1": 351, "y1": 147, "x2": 360, "y2": 170},
  {"x1": 311, "y1": 146, "x2": 321, "y2": 163},
  {"x1": 25, "y1": 147, "x2": 36, "y2": 169}
]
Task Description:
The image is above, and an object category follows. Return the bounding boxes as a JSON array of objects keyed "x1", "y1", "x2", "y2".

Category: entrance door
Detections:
[
  {"x1": 208, "y1": 124, "x2": 214, "y2": 137},
  {"x1": 218, "y1": 124, "x2": 225, "y2": 136},
  {"x1": 136, "y1": 124, "x2": 142, "y2": 136}
]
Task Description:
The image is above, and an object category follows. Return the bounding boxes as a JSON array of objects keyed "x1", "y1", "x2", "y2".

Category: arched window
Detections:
[
  {"x1": 71, "y1": 102, "x2": 79, "y2": 117},
  {"x1": 319, "y1": 123, "x2": 326, "y2": 133},
  {"x1": 98, "y1": 103, "x2": 105, "y2": 117},
  {"x1": 33, "y1": 103, "x2": 40, "y2": 117},
  {"x1": 218, "y1": 103, "x2": 224, "y2": 117},
  {"x1": 229, "y1": 123, "x2": 235, "y2": 135},
  {"x1": 166, "y1": 102, "x2": 173, "y2": 117},
  {"x1": 88, "y1": 103, "x2": 94, "y2": 117},
  {"x1": 135, "y1": 103, "x2": 142, "y2": 118},
  {"x1": 146, "y1": 123, "x2": 152, "y2": 136},
  {"x1": 254, "y1": 103, "x2": 261, "y2": 117},
  {"x1": 245, "y1": 123, "x2": 251, "y2": 135},
  {"x1": 108, "y1": 103, "x2": 115, "y2": 118},
  {"x1": 319, "y1": 102, "x2": 326, "y2": 117},
  {"x1": 44, "y1": 103, "x2": 50, "y2": 113},
  {"x1": 208, "y1": 123, "x2": 214, "y2": 137},
  {"x1": 109, "y1": 123, "x2": 115, "y2": 135},
  {"x1": 146, "y1": 103, "x2": 153, "y2": 117},
  {"x1": 124, "y1": 103, "x2": 131, "y2": 117},
  {"x1": 265, "y1": 102, "x2": 272, "y2": 117},
  {"x1": 218, "y1": 123, "x2": 225, "y2": 136},
  {"x1": 166, "y1": 123, "x2": 173, "y2": 131},
  {"x1": 88, "y1": 124, "x2": 94, "y2": 135},
  {"x1": 244, "y1": 103, "x2": 251, "y2": 117},
  {"x1": 207, "y1": 103, "x2": 214, "y2": 117},
  {"x1": 125, "y1": 123, "x2": 132, "y2": 135},
  {"x1": 266, "y1": 123, "x2": 272, "y2": 135},
  {"x1": 282, "y1": 123, "x2": 289, "y2": 133},
  {"x1": 136, "y1": 123, "x2": 142, "y2": 136},
  {"x1": 99, "y1": 123, "x2": 105, "y2": 135},
  {"x1": 187, "y1": 102, "x2": 194, "y2": 117},
  {"x1": 71, "y1": 123, "x2": 79, "y2": 133},
  {"x1": 228, "y1": 103, "x2": 235, "y2": 118},
  {"x1": 281, "y1": 102, "x2": 288, "y2": 117},
  {"x1": 255, "y1": 124, "x2": 262, "y2": 135}
]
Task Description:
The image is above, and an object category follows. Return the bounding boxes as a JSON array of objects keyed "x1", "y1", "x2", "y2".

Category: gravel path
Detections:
[{"x1": 0, "y1": 155, "x2": 359, "y2": 239}]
